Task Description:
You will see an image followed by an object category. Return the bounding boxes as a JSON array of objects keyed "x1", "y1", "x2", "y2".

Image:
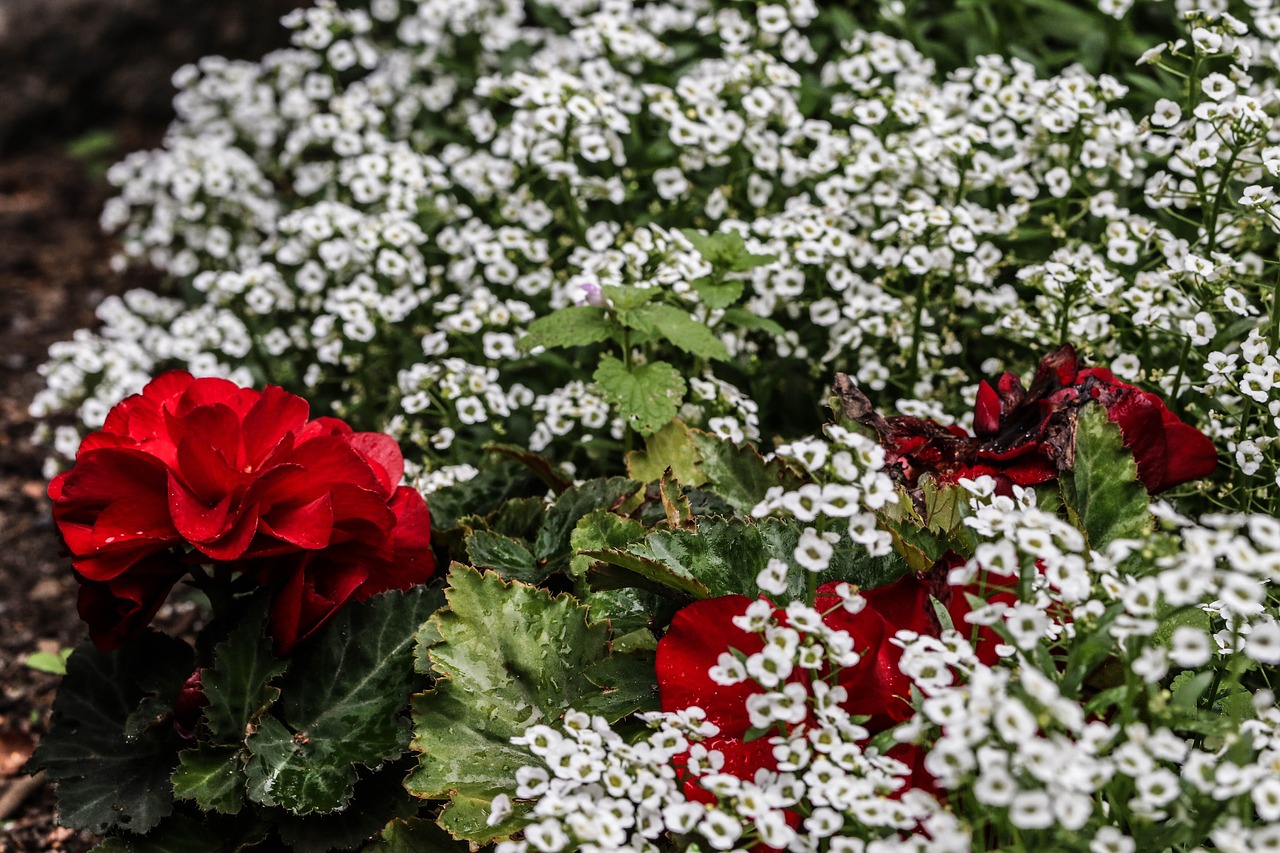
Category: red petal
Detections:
[
  {"x1": 346, "y1": 432, "x2": 405, "y2": 495},
  {"x1": 974, "y1": 381, "x2": 1001, "y2": 437},
  {"x1": 175, "y1": 376, "x2": 259, "y2": 419},
  {"x1": 351, "y1": 487, "x2": 434, "y2": 595},
  {"x1": 76, "y1": 554, "x2": 186, "y2": 652},
  {"x1": 240, "y1": 384, "x2": 310, "y2": 470},
  {"x1": 260, "y1": 493, "x2": 335, "y2": 551},
  {"x1": 656, "y1": 595, "x2": 764, "y2": 739}
]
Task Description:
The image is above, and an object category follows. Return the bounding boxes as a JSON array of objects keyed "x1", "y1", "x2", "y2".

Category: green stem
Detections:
[
  {"x1": 1170, "y1": 335, "x2": 1192, "y2": 402},
  {"x1": 1269, "y1": 265, "x2": 1280, "y2": 353},
  {"x1": 906, "y1": 277, "x2": 928, "y2": 390}
]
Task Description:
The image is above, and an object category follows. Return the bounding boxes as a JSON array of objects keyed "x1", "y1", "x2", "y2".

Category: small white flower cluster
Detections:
[
  {"x1": 494, "y1": 595, "x2": 966, "y2": 853},
  {"x1": 35, "y1": 0, "x2": 1280, "y2": 506},
  {"x1": 752, "y1": 424, "x2": 898, "y2": 569}
]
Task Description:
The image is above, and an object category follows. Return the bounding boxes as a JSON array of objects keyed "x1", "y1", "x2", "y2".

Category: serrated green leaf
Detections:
[
  {"x1": 277, "y1": 761, "x2": 421, "y2": 853},
  {"x1": 593, "y1": 357, "x2": 685, "y2": 436},
  {"x1": 576, "y1": 654, "x2": 659, "y2": 721},
  {"x1": 660, "y1": 473, "x2": 694, "y2": 529},
  {"x1": 626, "y1": 419, "x2": 707, "y2": 485},
  {"x1": 602, "y1": 284, "x2": 659, "y2": 311},
  {"x1": 583, "y1": 548, "x2": 711, "y2": 602},
  {"x1": 437, "y1": 794, "x2": 532, "y2": 844},
  {"x1": 517, "y1": 306, "x2": 613, "y2": 352},
  {"x1": 424, "y1": 458, "x2": 540, "y2": 532},
  {"x1": 691, "y1": 276, "x2": 745, "y2": 309},
  {"x1": 689, "y1": 430, "x2": 803, "y2": 514},
  {"x1": 1171, "y1": 671, "x2": 1215, "y2": 710},
  {"x1": 633, "y1": 517, "x2": 905, "y2": 603},
  {"x1": 534, "y1": 477, "x2": 640, "y2": 566},
  {"x1": 28, "y1": 633, "x2": 192, "y2": 835},
  {"x1": 568, "y1": 510, "x2": 648, "y2": 581},
  {"x1": 491, "y1": 497, "x2": 548, "y2": 541},
  {"x1": 202, "y1": 600, "x2": 286, "y2": 746},
  {"x1": 465, "y1": 530, "x2": 541, "y2": 583},
  {"x1": 628, "y1": 304, "x2": 728, "y2": 362},
  {"x1": 172, "y1": 750, "x2": 244, "y2": 814},
  {"x1": 407, "y1": 566, "x2": 609, "y2": 844},
  {"x1": 245, "y1": 588, "x2": 437, "y2": 815},
  {"x1": 1063, "y1": 404, "x2": 1153, "y2": 549}
]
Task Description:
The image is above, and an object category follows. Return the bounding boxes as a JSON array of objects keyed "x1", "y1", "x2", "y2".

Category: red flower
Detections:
[
  {"x1": 834, "y1": 345, "x2": 1216, "y2": 495},
  {"x1": 50, "y1": 371, "x2": 435, "y2": 651},
  {"x1": 654, "y1": 575, "x2": 934, "y2": 794}
]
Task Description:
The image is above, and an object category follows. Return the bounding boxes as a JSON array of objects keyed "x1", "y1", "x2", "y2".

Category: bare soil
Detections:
[{"x1": 0, "y1": 3, "x2": 299, "y2": 849}]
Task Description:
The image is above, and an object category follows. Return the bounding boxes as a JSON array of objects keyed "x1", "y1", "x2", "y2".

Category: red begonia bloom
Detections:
[
  {"x1": 836, "y1": 345, "x2": 1217, "y2": 495},
  {"x1": 654, "y1": 574, "x2": 935, "y2": 796},
  {"x1": 49, "y1": 371, "x2": 435, "y2": 652}
]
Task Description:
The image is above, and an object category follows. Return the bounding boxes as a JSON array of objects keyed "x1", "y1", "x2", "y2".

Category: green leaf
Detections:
[
  {"x1": 201, "y1": 600, "x2": 286, "y2": 746},
  {"x1": 277, "y1": 761, "x2": 421, "y2": 853},
  {"x1": 680, "y1": 229, "x2": 775, "y2": 271},
  {"x1": 517, "y1": 306, "x2": 613, "y2": 352},
  {"x1": 691, "y1": 276, "x2": 745, "y2": 310},
  {"x1": 602, "y1": 284, "x2": 660, "y2": 311},
  {"x1": 465, "y1": 530, "x2": 541, "y2": 583},
  {"x1": 689, "y1": 430, "x2": 803, "y2": 514},
  {"x1": 628, "y1": 304, "x2": 728, "y2": 361},
  {"x1": 88, "y1": 811, "x2": 266, "y2": 853},
  {"x1": 534, "y1": 477, "x2": 640, "y2": 566},
  {"x1": 172, "y1": 749, "x2": 244, "y2": 814},
  {"x1": 576, "y1": 654, "x2": 659, "y2": 721},
  {"x1": 24, "y1": 648, "x2": 72, "y2": 675},
  {"x1": 593, "y1": 357, "x2": 686, "y2": 436},
  {"x1": 660, "y1": 473, "x2": 694, "y2": 529},
  {"x1": 568, "y1": 510, "x2": 648, "y2": 581},
  {"x1": 28, "y1": 633, "x2": 192, "y2": 834},
  {"x1": 484, "y1": 444, "x2": 573, "y2": 495},
  {"x1": 424, "y1": 458, "x2": 540, "y2": 532},
  {"x1": 245, "y1": 588, "x2": 437, "y2": 815},
  {"x1": 626, "y1": 419, "x2": 707, "y2": 485},
  {"x1": 582, "y1": 548, "x2": 711, "y2": 602},
  {"x1": 407, "y1": 566, "x2": 609, "y2": 844},
  {"x1": 1062, "y1": 404, "x2": 1153, "y2": 549},
  {"x1": 490, "y1": 497, "x2": 548, "y2": 541},
  {"x1": 363, "y1": 817, "x2": 473, "y2": 853},
  {"x1": 721, "y1": 307, "x2": 786, "y2": 337}
]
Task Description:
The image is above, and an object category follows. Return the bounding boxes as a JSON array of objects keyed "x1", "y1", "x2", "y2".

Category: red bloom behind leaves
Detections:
[
  {"x1": 50, "y1": 371, "x2": 435, "y2": 652},
  {"x1": 834, "y1": 345, "x2": 1217, "y2": 495},
  {"x1": 654, "y1": 575, "x2": 934, "y2": 796}
]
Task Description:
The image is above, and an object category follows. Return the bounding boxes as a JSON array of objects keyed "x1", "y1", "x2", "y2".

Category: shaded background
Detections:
[{"x1": 0, "y1": 2, "x2": 300, "y2": 848}]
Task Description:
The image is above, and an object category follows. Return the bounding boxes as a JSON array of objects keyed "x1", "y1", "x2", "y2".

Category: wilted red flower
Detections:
[
  {"x1": 50, "y1": 371, "x2": 435, "y2": 652},
  {"x1": 835, "y1": 345, "x2": 1217, "y2": 495}
]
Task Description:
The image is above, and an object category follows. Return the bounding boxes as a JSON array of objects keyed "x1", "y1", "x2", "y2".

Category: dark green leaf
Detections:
[
  {"x1": 534, "y1": 477, "x2": 640, "y2": 565},
  {"x1": 28, "y1": 633, "x2": 192, "y2": 834},
  {"x1": 576, "y1": 653, "x2": 659, "y2": 721},
  {"x1": 689, "y1": 430, "x2": 803, "y2": 514},
  {"x1": 407, "y1": 566, "x2": 609, "y2": 843},
  {"x1": 277, "y1": 760, "x2": 421, "y2": 853},
  {"x1": 362, "y1": 817, "x2": 473, "y2": 853},
  {"x1": 172, "y1": 749, "x2": 244, "y2": 814},
  {"x1": 484, "y1": 444, "x2": 573, "y2": 495},
  {"x1": 583, "y1": 548, "x2": 711, "y2": 602},
  {"x1": 88, "y1": 811, "x2": 266, "y2": 853},
  {"x1": 465, "y1": 530, "x2": 541, "y2": 583},
  {"x1": 245, "y1": 588, "x2": 438, "y2": 815},
  {"x1": 202, "y1": 600, "x2": 285, "y2": 746}
]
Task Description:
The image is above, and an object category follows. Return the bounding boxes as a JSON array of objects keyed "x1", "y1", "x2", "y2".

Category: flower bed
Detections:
[{"x1": 24, "y1": 1, "x2": 1280, "y2": 851}]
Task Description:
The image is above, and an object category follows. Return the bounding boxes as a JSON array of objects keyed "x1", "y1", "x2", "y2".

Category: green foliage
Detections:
[
  {"x1": 593, "y1": 357, "x2": 687, "y2": 436},
  {"x1": 28, "y1": 633, "x2": 193, "y2": 835},
  {"x1": 407, "y1": 566, "x2": 612, "y2": 843},
  {"x1": 244, "y1": 588, "x2": 439, "y2": 815},
  {"x1": 1061, "y1": 404, "x2": 1153, "y2": 549},
  {"x1": 517, "y1": 306, "x2": 614, "y2": 352},
  {"x1": 534, "y1": 476, "x2": 641, "y2": 566},
  {"x1": 201, "y1": 602, "x2": 285, "y2": 746}
]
